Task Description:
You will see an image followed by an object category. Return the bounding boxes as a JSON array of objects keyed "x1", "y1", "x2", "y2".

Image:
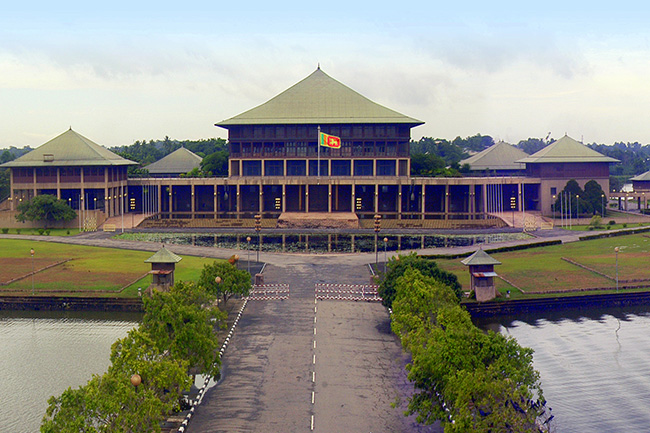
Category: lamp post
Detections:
[
  {"x1": 374, "y1": 214, "x2": 381, "y2": 268},
  {"x1": 552, "y1": 195, "x2": 556, "y2": 222},
  {"x1": 601, "y1": 194, "x2": 605, "y2": 217},
  {"x1": 383, "y1": 237, "x2": 388, "y2": 274},
  {"x1": 30, "y1": 248, "x2": 35, "y2": 296},
  {"x1": 246, "y1": 236, "x2": 251, "y2": 275},
  {"x1": 615, "y1": 246, "x2": 620, "y2": 291},
  {"x1": 130, "y1": 373, "x2": 141, "y2": 393},
  {"x1": 576, "y1": 194, "x2": 580, "y2": 222},
  {"x1": 254, "y1": 214, "x2": 261, "y2": 263}
]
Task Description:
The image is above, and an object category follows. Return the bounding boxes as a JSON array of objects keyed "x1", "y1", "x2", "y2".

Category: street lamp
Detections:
[
  {"x1": 130, "y1": 373, "x2": 142, "y2": 393},
  {"x1": 576, "y1": 194, "x2": 580, "y2": 221},
  {"x1": 383, "y1": 237, "x2": 388, "y2": 274},
  {"x1": 552, "y1": 195, "x2": 556, "y2": 222},
  {"x1": 601, "y1": 194, "x2": 605, "y2": 217},
  {"x1": 614, "y1": 247, "x2": 620, "y2": 291},
  {"x1": 30, "y1": 248, "x2": 35, "y2": 296},
  {"x1": 254, "y1": 214, "x2": 261, "y2": 263},
  {"x1": 374, "y1": 214, "x2": 381, "y2": 268},
  {"x1": 246, "y1": 236, "x2": 251, "y2": 274}
]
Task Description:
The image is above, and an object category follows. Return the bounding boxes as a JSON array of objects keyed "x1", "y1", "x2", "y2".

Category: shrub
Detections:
[
  {"x1": 606, "y1": 225, "x2": 611, "y2": 230},
  {"x1": 1, "y1": 228, "x2": 8, "y2": 234},
  {"x1": 66, "y1": 230, "x2": 70, "y2": 235},
  {"x1": 45, "y1": 229, "x2": 51, "y2": 236},
  {"x1": 16, "y1": 229, "x2": 20, "y2": 234},
  {"x1": 609, "y1": 220, "x2": 616, "y2": 225},
  {"x1": 623, "y1": 223, "x2": 627, "y2": 228},
  {"x1": 38, "y1": 228, "x2": 45, "y2": 235}
]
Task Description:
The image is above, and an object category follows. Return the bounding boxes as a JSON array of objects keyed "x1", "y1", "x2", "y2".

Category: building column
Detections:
[
  {"x1": 9, "y1": 169, "x2": 14, "y2": 210},
  {"x1": 305, "y1": 185, "x2": 310, "y2": 213},
  {"x1": 56, "y1": 168, "x2": 61, "y2": 199},
  {"x1": 470, "y1": 184, "x2": 476, "y2": 219},
  {"x1": 259, "y1": 183, "x2": 263, "y2": 214},
  {"x1": 282, "y1": 184, "x2": 286, "y2": 213},
  {"x1": 236, "y1": 185, "x2": 241, "y2": 218},
  {"x1": 517, "y1": 183, "x2": 522, "y2": 211},
  {"x1": 191, "y1": 184, "x2": 195, "y2": 218},
  {"x1": 214, "y1": 186, "x2": 218, "y2": 219},
  {"x1": 421, "y1": 185, "x2": 425, "y2": 220},
  {"x1": 374, "y1": 184, "x2": 379, "y2": 214},
  {"x1": 444, "y1": 184, "x2": 450, "y2": 220},
  {"x1": 168, "y1": 185, "x2": 173, "y2": 216},
  {"x1": 328, "y1": 184, "x2": 332, "y2": 212}
]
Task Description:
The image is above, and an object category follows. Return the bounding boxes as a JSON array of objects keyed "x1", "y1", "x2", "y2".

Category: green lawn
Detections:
[
  {"x1": 0, "y1": 239, "x2": 220, "y2": 297},
  {"x1": 436, "y1": 233, "x2": 650, "y2": 297}
]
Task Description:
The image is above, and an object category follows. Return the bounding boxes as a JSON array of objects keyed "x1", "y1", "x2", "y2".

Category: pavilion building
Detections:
[{"x1": 2, "y1": 128, "x2": 136, "y2": 217}]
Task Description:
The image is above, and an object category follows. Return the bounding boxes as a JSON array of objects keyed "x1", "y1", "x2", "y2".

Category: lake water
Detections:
[
  {"x1": 477, "y1": 306, "x2": 650, "y2": 432},
  {"x1": 4, "y1": 306, "x2": 649, "y2": 432},
  {"x1": 0, "y1": 310, "x2": 140, "y2": 433}
]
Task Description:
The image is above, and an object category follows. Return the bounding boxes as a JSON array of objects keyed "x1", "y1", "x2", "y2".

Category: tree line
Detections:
[
  {"x1": 377, "y1": 254, "x2": 551, "y2": 432},
  {"x1": 41, "y1": 260, "x2": 251, "y2": 432}
]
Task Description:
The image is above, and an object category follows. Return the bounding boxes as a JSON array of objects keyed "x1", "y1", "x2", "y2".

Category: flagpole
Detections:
[{"x1": 317, "y1": 125, "x2": 321, "y2": 179}]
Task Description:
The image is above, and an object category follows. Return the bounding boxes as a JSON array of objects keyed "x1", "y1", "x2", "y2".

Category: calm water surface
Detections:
[
  {"x1": 0, "y1": 310, "x2": 140, "y2": 433},
  {"x1": 478, "y1": 306, "x2": 650, "y2": 433}
]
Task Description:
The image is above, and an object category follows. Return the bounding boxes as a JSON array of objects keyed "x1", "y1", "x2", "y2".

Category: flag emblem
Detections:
[{"x1": 319, "y1": 131, "x2": 341, "y2": 148}]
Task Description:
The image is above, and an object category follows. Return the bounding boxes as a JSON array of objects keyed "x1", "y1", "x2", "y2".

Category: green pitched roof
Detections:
[
  {"x1": 516, "y1": 135, "x2": 619, "y2": 164},
  {"x1": 461, "y1": 141, "x2": 528, "y2": 171},
  {"x1": 1, "y1": 128, "x2": 136, "y2": 168},
  {"x1": 461, "y1": 248, "x2": 501, "y2": 266},
  {"x1": 144, "y1": 245, "x2": 183, "y2": 263},
  {"x1": 145, "y1": 147, "x2": 203, "y2": 175},
  {"x1": 216, "y1": 68, "x2": 423, "y2": 127},
  {"x1": 631, "y1": 170, "x2": 650, "y2": 181}
]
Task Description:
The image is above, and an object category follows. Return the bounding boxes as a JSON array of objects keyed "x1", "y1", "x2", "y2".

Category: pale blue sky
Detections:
[{"x1": 2, "y1": 1, "x2": 650, "y2": 147}]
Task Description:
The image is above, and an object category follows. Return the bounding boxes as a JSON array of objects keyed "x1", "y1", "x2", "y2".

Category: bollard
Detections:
[{"x1": 255, "y1": 273, "x2": 264, "y2": 285}]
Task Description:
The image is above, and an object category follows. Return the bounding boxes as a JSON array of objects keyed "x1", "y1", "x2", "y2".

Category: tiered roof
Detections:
[{"x1": 216, "y1": 67, "x2": 423, "y2": 127}]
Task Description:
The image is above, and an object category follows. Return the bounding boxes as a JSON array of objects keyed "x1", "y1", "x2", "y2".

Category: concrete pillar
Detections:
[
  {"x1": 444, "y1": 184, "x2": 449, "y2": 220},
  {"x1": 328, "y1": 184, "x2": 332, "y2": 212},
  {"x1": 191, "y1": 184, "x2": 195, "y2": 217},
  {"x1": 421, "y1": 185, "x2": 425, "y2": 220}
]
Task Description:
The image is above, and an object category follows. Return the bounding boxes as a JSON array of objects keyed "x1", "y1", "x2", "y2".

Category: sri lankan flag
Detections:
[{"x1": 319, "y1": 131, "x2": 341, "y2": 148}]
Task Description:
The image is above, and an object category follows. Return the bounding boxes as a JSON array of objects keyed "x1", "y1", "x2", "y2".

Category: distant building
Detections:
[
  {"x1": 460, "y1": 141, "x2": 528, "y2": 176},
  {"x1": 517, "y1": 135, "x2": 618, "y2": 216},
  {"x1": 145, "y1": 147, "x2": 203, "y2": 177},
  {"x1": 461, "y1": 248, "x2": 501, "y2": 302}
]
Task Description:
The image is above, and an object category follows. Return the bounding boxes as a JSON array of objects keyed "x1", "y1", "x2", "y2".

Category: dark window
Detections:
[
  {"x1": 287, "y1": 160, "x2": 306, "y2": 176},
  {"x1": 265, "y1": 160, "x2": 284, "y2": 176},
  {"x1": 354, "y1": 160, "x2": 373, "y2": 176},
  {"x1": 309, "y1": 160, "x2": 328, "y2": 176},
  {"x1": 242, "y1": 160, "x2": 261, "y2": 176},
  {"x1": 377, "y1": 160, "x2": 396, "y2": 176},
  {"x1": 551, "y1": 187, "x2": 557, "y2": 195},
  {"x1": 331, "y1": 160, "x2": 351, "y2": 176}
]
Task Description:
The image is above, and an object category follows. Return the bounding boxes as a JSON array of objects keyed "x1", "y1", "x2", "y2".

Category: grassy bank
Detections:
[
  {"x1": 0, "y1": 239, "x2": 219, "y2": 298},
  {"x1": 435, "y1": 232, "x2": 650, "y2": 299}
]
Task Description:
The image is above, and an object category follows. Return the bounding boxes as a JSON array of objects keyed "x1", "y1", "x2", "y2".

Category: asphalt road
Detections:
[{"x1": 188, "y1": 259, "x2": 438, "y2": 433}]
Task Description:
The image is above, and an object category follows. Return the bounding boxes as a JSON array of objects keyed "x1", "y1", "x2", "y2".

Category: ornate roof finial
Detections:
[{"x1": 317, "y1": 63, "x2": 320, "y2": 70}]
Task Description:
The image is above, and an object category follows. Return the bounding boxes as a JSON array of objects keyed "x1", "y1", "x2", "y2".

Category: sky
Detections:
[{"x1": 2, "y1": 1, "x2": 650, "y2": 149}]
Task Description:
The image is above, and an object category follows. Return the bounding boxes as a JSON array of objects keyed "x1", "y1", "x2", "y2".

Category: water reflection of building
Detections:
[{"x1": 1, "y1": 68, "x2": 619, "y2": 228}]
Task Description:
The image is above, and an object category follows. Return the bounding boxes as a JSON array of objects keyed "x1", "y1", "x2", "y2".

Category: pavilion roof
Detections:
[
  {"x1": 461, "y1": 248, "x2": 501, "y2": 266},
  {"x1": 516, "y1": 135, "x2": 618, "y2": 164},
  {"x1": 216, "y1": 67, "x2": 423, "y2": 127},
  {"x1": 144, "y1": 245, "x2": 183, "y2": 264},
  {"x1": 0, "y1": 128, "x2": 136, "y2": 168},
  {"x1": 145, "y1": 147, "x2": 202, "y2": 175},
  {"x1": 631, "y1": 170, "x2": 650, "y2": 182},
  {"x1": 461, "y1": 141, "x2": 528, "y2": 171}
]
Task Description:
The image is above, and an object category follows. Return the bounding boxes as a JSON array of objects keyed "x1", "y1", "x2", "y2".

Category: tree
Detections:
[
  {"x1": 201, "y1": 150, "x2": 229, "y2": 176},
  {"x1": 140, "y1": 281, "x2": 226, "y2": 379},
  {"x1": 377, "y1": 253, "x2": 462, "y2": 308},
  {"x1": 583, "y1": 180, "x2": 606, "y2": 215},
  {"x1": 0, "y1": 168, "x2": 9, "y2": 201},
  {"x1": 553, "y1": 179, "x2": 591, "y2": 217},
  {"x1": 389, "y1": 269, "x2": 545, "y2": 432},
  {"x1": 16, "y1": 195, "x2": 76, "y2": 224},
  {"x1": 198, "y1": 260, "x2": 251, "y2": 306}
]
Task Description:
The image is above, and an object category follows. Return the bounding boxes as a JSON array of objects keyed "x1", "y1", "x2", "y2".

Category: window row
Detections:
[{"x1": 239, "y1": 159, "x2": 398, "y2": 177}]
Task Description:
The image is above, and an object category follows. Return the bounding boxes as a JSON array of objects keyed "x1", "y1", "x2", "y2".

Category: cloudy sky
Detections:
[{"x1": 2, "y1": 1, "x2": 650, "y2": 148}]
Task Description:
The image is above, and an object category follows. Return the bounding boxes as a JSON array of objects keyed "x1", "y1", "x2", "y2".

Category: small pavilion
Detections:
[
  {"x1": 144, "y1": 245, "x2": 182, "y2": 293},
  {"x1": 461, "y1": 248, "x2": 501, "y2": 302}
]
